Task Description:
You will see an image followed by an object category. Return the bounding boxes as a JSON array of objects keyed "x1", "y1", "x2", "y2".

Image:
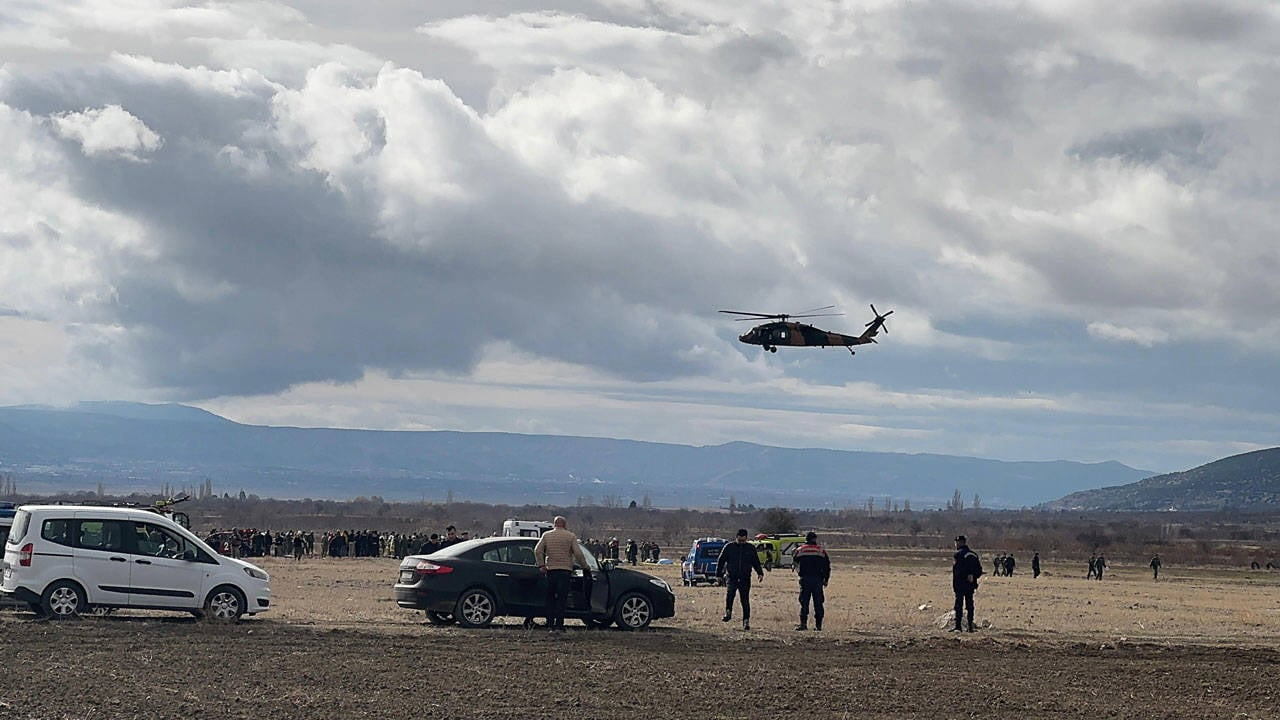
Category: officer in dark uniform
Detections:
[
  {"x1": 792, "y1": 531, "x2": 830, "y2": 631},
  {"x1": 717, "y1": 528, "x2": 764, "y2": 631},
  {"x1": 952, "y1": 535, "x2": 983, "y2": 633},
  {"x1": 1032, "y1": 551, "x2": 1041, "y2": 578}
]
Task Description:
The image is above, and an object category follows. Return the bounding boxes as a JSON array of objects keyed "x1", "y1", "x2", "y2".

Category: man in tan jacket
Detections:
[{"x1": 534, "y1": 516, "x2": 588, "y2": 633}]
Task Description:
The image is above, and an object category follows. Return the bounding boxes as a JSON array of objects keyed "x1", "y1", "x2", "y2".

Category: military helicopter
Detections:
[{"x1": 719, "y1": 304, "x2": 893, "y2": 355}]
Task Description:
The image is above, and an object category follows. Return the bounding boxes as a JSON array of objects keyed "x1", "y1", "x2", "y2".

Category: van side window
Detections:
[
  {"x1": 132, "y1": 522, "x2": 186, "y2": 559},
  {"x1": 41, "y1": 519, "x2": 75, "y2": 547},
  {"x1": 77, "y1": 520, "x2": 126, "y2": 551}
]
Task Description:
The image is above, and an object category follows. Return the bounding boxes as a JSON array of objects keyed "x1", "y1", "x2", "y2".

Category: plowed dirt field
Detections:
[{"x1": 4, "y1": 551, "x2": 1279, "y2": 719}]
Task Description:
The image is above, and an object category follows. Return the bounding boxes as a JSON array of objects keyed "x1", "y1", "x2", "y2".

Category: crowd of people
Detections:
[
  {"x1": 202, "y1": 525, "x2": 480, "y2": 560},
  {"x1": 579, "y1": 537, "x2": 663, "y2": 564},
  {"x1": 201, "y1": 525, "x2": 669, "y2": 564}
]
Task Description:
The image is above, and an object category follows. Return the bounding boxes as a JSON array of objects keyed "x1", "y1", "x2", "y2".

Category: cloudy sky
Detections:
[{"x1": 2, "y1": 0, "x2": 1278, "y2": 475}]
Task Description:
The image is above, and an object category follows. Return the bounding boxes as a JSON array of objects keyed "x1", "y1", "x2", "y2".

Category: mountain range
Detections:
[
  {"x1": 1042, "y1": 448, "x2": 1280, "y2": 511},
  {"x1": 0, "y1": 402, "x2": 1155, "y2": 508}
]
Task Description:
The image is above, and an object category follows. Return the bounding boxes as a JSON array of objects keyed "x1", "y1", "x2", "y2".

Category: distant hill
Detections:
[
  {"x1": 1042, "y1": 448, "x2": 1280, "y2": 511},
  {"x1": 0, "y1": 402, "x2": 1153, "y2": 508}
]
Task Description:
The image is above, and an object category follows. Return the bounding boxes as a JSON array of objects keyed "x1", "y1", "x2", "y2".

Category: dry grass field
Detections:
[{"x1": 3, "y1": 549, "x2": 1280, "y2": 719}]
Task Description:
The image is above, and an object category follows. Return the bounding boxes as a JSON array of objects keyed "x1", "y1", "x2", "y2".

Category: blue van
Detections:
[
  {"x1": 0, "y1": 503, "x2": 16, "y2": 609},
  {"x1": 0, "y1": 502, "x2": 14, "y2": 547},
  {"x1": 680, "y1": 537, "x2": 728, "y2": 586}
]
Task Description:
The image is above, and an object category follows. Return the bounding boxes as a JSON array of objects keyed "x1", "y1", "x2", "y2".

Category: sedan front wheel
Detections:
[{"x1": 614, "y1": 592, "x2": 653, "y2": 630}]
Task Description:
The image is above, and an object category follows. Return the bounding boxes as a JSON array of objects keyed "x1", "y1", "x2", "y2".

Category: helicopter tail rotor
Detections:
[{"x1": 867, "y1": 304, "x2": 893, "y2": 333}]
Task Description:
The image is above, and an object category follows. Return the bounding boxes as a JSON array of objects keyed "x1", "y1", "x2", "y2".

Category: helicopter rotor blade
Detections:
[
  {"x1": 789, "y1": 312, "x2": 844, "y2": 320},
  {"x1": 719, "y1": 310, "x2": 784, "y2": 319},
  {"x1": 794, "y1": 304, "x2": 837, "y2": 315}
]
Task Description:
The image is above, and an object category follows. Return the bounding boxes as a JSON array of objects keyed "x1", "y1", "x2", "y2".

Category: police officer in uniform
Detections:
[
  {"x1": 952, "y1": 535, "x2": 983, "y2": 633},
  {"x1": 793, "y1": 531, "x2": 830, "y2": 631},
  {"x1": 717, "y1": 528, "x2": 764, "y2": 631}
]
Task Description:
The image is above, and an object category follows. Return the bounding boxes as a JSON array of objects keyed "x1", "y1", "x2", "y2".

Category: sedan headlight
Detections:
[
  {"x1": 243, "y1": 566, "x2": 269, "y2": 581},
  {"x1": 649, "y1": 577, "x2": 671, "y2": 592}
]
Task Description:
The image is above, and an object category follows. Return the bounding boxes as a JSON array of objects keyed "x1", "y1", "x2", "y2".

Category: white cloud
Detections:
[
  {"x1": 50, "y1": 104, "x2": 163, "y2": 160},
  {"x1": 2, "y1": 1, "x2": 1280, "y2": 475},
  {"x1": 1087, "y1": 322, "x2": 1171, "y2": 347}
]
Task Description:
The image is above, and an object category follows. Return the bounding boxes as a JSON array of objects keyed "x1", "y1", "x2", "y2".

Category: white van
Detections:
[
  {"x1": 501, "y1": 519, "x2": 553, "y2": 537},
  {"x1": 1, "y1": 505, "x2": 270, "y2": 621}
]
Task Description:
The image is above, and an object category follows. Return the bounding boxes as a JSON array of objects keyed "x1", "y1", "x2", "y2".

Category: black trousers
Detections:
[
  {"x1": 953, "y1": 583, "x2": 974, "y2": 627},
  {"x1": 798, "y1": 577, "x2": 824, "y2": 624},
  {"x1": 724, "y1": 575, "x2": 752, "y2": 620},
  {"x1": 545, "y1": 570, "x2": 571, "y2": 628}
]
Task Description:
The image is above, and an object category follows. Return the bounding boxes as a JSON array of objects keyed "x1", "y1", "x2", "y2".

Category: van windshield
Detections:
[{"x1": 6, "y1": 510, "x2": 29, "y2": 545}]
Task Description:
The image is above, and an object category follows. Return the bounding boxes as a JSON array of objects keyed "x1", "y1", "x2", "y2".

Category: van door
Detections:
[
  {"x1": 125, "y1": 521, "x2": 209, "y2": 609},
  {"x1": 67, "y1": 516, "x2": 132, "y2": 607}
]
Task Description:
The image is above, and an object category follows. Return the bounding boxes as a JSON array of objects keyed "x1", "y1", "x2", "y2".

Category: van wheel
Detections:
[
  {"x1": 455, "y1": 588, "x2": 496, "y2": 628},
  {"x1": 203, "y1": 585, "x2": 246, "y2": 622},
  {"x1": 42, "y1": 580, "x2": 88, "y2": 619},
  {"x1": 425, "y1": 611, "x2": 455, "y2": 625},
  {"x1": 614, "y1": 592, "x2": 653, "y2": 630}
]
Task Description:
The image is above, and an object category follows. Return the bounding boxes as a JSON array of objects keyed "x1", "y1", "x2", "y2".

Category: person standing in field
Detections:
[
  {"x1": 793, "y1": 531, "x2": 830, "y2": 631},
  {"x1": 1095, "y1": 553, "x2": 1107, "y2": 580},
  {"x1": 1087, "y1": 553, "x2": 1097, "y2": 579},
  {"x1": 534, "y1": 516, "x2": 588, "y2": 634},
  {"x1": 951, "y1": 535, "x2": 983, "y2": 633},
  {"x1": 1150, "y1": 554, "x2": 1161, "y2": 580},
  {"x1": 717, "y1": 528, "x2": 764, "y2": 631}
]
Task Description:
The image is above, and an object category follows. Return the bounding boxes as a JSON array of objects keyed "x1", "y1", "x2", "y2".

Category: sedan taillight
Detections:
[
  {"x1": 414, "y1": 560, "x2": 453, "y2": 575},
  {"x1": 18, "y1": 543, "x2": 33, "y2": 567}
]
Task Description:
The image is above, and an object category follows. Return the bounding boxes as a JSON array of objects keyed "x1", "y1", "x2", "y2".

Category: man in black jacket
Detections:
[
  {"x1": 793, "y1": 531, "x2": 830, "y2": 631},
  {"x1": 952, "y1": 535, "x2": 983, "y2": 633},
  {"x1": 717, "y1": 529, "x2": 764, "y2": 630}
]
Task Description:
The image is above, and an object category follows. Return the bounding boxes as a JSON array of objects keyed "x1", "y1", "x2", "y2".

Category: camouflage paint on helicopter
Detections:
[{"x1": 720, "y1": 305, "x2": 893, "y2": 355}]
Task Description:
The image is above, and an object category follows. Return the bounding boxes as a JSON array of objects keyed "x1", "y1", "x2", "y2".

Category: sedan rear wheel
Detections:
[
  {"x1": 614, "y1": 592, "x2": 653, "y2": 630},
  {"x1": 455, "y1": 588, "x2": 496, "y2": 628}
]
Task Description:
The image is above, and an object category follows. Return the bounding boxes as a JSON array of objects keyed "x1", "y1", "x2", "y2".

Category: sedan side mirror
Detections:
[{"x1": 181, "y1": 549, "x2": 197, "y2": 562}]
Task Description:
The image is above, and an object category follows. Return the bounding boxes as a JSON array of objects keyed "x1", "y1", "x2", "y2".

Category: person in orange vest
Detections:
[{"x1": 792, "y1": 532, "x2": 830, "y2": 631}]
